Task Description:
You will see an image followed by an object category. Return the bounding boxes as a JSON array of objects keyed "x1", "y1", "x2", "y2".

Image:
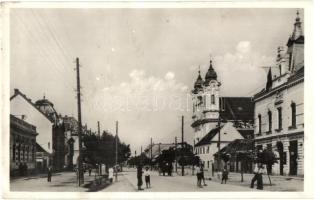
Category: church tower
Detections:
[
  {"x1": 203, "y1": 59, "x2": 221, "y2": 134},
  {"x1": 286, "y1": 10, "x2": 304, "y2": 73},
  {"x1": 191, "y1": 59, "x2": 221, "y2": 143}
]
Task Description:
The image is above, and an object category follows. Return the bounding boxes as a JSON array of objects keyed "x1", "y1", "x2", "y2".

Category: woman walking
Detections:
[{"x1": 221, "y1": 166, "x2": 229, "y2": 184}]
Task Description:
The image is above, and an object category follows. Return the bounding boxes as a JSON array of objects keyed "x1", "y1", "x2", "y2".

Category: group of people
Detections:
[
  {"x1": 195, "y1": 164, "x2": 207, "y2": 187},
  {"x1": 137, "y1": 165, "x2": 151, "y2": 190}
]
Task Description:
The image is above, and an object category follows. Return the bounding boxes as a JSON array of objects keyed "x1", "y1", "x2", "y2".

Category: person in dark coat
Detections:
[
  {"x1": 256, "y1": 165, "x2": 264, "y2": 190},
  {"x1": 137, "y1": 165, "x2": 144, "y2": 190},
  {"x1": 221, "y1": 166, "x2": 228, "y2": 184},
  {"x1": 47, "y1": 166, "x2": 52, "y2": 182},
  {"x1": 200, "y1": 164, "x2": 207, "y2": 186}
]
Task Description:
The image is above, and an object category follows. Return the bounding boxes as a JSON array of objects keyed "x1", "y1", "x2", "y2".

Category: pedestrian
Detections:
[
  {"x1": 24, "y1": 163, "x2": 28, "y2": 176},
  {"x1": 200, "y1": 164, "x2": 207, "y2": 186},
  {"x1": 88, "y1": 167, "x2": 92, "y2": 176},
  {"x1": 137, "y1": 164, "x2": 144, "y2": 190},
  {"x1": 144, "y1": 166, "x2": 151, "y2": 188},
  {"x1": 256, "y1": 165, "x2": 264, "y2": 190},
  {"x1": 108, "y1": 167, "x2": 114, "y2": 183},
  {"x1": 47, "y1": 166, "x2": 52, "y2": 182},
  {"x1": 221, "y1": 166, "x2": 228, "y2": 184},
  {"x1": 195, "y1": 165, "x2": 202, "y2": 188},
  {"x1": 250, "y1": 163, "x2": 259, "y2": 188}
]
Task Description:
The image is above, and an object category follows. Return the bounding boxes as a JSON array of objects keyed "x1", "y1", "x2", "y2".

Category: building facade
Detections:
[
  {"x1": 10, "y1": 115, "x2": 38, "y2": 176},
  {"x1": 253, "y1": 11, "x2": 304, "y2": 176},
  {"x1": 191, "y1": 60, "x2": 254, "y2": 171}
]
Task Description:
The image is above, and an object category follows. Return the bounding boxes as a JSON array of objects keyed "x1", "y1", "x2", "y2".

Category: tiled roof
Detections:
[
  {"x1": 195, "y1": 126, "x2": 222, "y2": 147},
  {"x1": 220, "y1": 97, "x2": 254, "y2": 122},
  {"x1": 214, "y1": 139, "x2": 254, "y2": 156},
  {"x1": 10, "y1": 89, "x2": 54, "y2": 123},
  {"x1": 237, "y1": 129, "x2": 254, "y2": 139}
]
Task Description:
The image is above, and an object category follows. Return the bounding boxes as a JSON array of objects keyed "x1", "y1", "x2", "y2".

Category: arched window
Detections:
[
  {"x1": 258, "y1": 114, "x2": 262, "y2": 134},
  {"x1": 291, "y1": 102, "x2": 296, "y2": 127},
  {"x1": 211, "y1": 94, "x2": 215, "y2": 105},
  {"x1": 268, "y1": 111, "x2": 272, "y2": 133}
]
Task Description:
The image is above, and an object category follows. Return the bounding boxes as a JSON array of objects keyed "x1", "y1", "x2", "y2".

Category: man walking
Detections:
[
  {"x1": 200, "y1": 164, "x2": 207, "y2": 186},
  {"x1": 137, "y1": 164, "x2": 144, "y2": 190},
  {"x1": 195, "y1": 165, "x2": 202, "y2": 188},
  {"x1": 47, "y1": 166, "x2": 52, "y2": 182}
]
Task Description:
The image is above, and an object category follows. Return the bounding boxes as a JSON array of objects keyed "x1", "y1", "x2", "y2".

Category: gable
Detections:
[{"x1": 211, "y1": 122, "x2": 244, "y2": 142}]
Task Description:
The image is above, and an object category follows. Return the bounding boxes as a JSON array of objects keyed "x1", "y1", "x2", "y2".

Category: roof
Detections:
[
  {"x1": 220, "y1": 97, "x2": 254, "y2": 122},
  {"x1": 214, "y1": 139, "x2": 254, "y2": 156},
  {"x1": 195, "y1": 126, "x2": 222, "y2": 147},
  {"x1": 10, "y1": 89, "x2": 54, "y2": 123},
  {"x1": 237, "y1": 129, "x2": 254, "y2": 139},
  {"x1": 204, "y1": 60, "x2": 217, "y2": 85},
  {"x1": 36, "y1": 143, "x2": 50, "y2": 155}
]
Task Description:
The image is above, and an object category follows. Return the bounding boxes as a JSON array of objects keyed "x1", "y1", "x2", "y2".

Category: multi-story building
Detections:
[
  {"x1": 253, "y1": 11, "x2": 304, "y2": 176},
  {"x1": 191, "y1": 60, "x2": 254, "y2": 172},
  {"x1": 10, "y1": 115, "x2": 38, "y2": 176}
]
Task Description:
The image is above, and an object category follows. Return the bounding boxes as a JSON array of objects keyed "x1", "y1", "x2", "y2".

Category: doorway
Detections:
[
  {"x1": 277, "y1": 142, "x2": 284, "y2": 175},
  {"x1": 289, "y1": 140, "x2": 298, "y2": 175}
]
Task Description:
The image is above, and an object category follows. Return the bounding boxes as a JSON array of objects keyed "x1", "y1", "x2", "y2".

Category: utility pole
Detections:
[
  {"x1": 217, "y1": 97, "x2": 221, "y2": 174},
  {"x1": 75, "y1": 57, "x2": 84, "y2": 186},
  {"x1": 97, "y1": 121, "x2": 100, "y2": 138},
  {"x1": 115, "y1": 121, "x2": 118, "y2": 181},
  {"x1": 181, "y1": 115, "x2": 184, "y2": 176},
  {"x1": 175, "y1": 136, "x2": 177, "y2": 172},
  {"x1": 150, "y1": 137, "x2": 153, "y2": 170}
]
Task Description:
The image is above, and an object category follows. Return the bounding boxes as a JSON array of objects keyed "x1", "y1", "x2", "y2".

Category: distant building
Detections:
[
  {"x1": 191, "y1": 60, "x2": 254, "y2": 172},
  {"x1": 253, "y1": 11, "x2": 304, "y2": 176},
  {"x1": 10, "y1": 115, "x2": 38, "y2": 176}
]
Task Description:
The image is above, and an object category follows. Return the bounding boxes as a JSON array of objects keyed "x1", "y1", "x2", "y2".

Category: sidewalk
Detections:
[
  {"x1": 205, "y1": 171, "x2": 304, "y2": 191},
  {"x1": 10, "y1": 171, "x2": 95, "y2": 192}
]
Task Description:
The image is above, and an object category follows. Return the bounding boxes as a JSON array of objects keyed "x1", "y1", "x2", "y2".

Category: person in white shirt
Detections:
[
  {"x1": 108, "y1": 167, "x2": 114, "y2": 183},
  {"x1": 144, "y1": 167, "x2": 151, "y2": 188}
]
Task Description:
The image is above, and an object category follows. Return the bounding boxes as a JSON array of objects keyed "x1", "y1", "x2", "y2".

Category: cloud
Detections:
[
  {"x1": 92, "y1": 69, "x2": 189, "y2": 113},
  {"x1": 236, "y1": 41, "x2": 251, "y2": 54},
  {"x1": 165, "y1": 71, "x2": 175, "y2": 80}
]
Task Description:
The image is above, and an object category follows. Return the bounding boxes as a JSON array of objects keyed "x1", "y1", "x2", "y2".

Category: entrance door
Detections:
[
  {"x1": 289, "y1": 140, "x2": 298, "y2": 175},
  {"x1": 277, "y1": 142, "x2": 284, "y2": 175}
]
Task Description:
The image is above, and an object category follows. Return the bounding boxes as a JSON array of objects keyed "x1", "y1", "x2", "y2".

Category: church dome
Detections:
[
  {"x1": 205, "y1": 60, "x2": 217, "y2": 85},
  {"x1": 35, "y1": 96, "x2": 57, "y2": 122},
  {"x1": 194, "y1": 70, "x2": 204, "y2": 90}
]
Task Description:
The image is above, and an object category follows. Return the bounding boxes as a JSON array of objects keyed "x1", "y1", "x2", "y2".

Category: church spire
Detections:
[{"x1": 204, "y1": 57, "x2": 217, "y2": 86}]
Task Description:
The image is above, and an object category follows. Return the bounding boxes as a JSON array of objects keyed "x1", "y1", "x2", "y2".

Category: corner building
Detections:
[{"x1": 253, "y1": 11, "x2": 304, "y2": 176}]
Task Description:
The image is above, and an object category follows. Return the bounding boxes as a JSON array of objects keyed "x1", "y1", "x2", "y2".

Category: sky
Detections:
[{"x1": 10, "y1": 8, "x2": 303, "y2": 155}]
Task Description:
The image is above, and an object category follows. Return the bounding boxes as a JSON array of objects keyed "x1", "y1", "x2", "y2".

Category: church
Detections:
[{"x1": 191, "y1": 59, "x2": 254, "y2": 172}]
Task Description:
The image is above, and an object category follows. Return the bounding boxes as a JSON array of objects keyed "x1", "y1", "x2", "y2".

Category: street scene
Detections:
[{"x1": 8, "y1": 8, "x2": 304, "y2": 192}]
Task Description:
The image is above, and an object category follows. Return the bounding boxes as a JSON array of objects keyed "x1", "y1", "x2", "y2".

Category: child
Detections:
[
  {"x1": 221, "y1": 166, "x2": 228, "y2": 184},
  {"x1": 144, "y1": 167, "x2": 151, "y2": 188}
]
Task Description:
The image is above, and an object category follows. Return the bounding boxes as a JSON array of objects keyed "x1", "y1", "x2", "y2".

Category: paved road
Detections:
[{"x1": 101, "y1": 168, "x2": 253, "y2": 192}]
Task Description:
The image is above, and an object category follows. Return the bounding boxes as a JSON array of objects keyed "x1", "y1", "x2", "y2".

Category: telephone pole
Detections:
[
  {"x1": 150, "y1": 137, "x2": 153, "y2": 170},
  {"x1": 76, "y1": 57, "x2": 84, "y2": 186},
  {"x1": 115, "y1": 121, "x2": 118, "y2": 181},
  {"x1": 181, "y1": 115, "x2": 184, "y2": 176},
  {"x1": 217, "y1": 97, "x2": 222, "y2": 173},
  {"x1": 175, "y1": 136, "x2": 177, "y2": 172},
  {"x1": 97, "y1": 121, "x2": 100, "y2": 138}
]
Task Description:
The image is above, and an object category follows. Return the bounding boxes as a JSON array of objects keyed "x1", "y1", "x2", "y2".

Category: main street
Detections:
[{"x1": 10, "y1": 168, "x2": 303, "y2": 192}]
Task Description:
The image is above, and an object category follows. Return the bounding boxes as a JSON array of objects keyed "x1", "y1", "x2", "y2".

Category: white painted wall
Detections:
[{"x1": 11, "y1": 95, "x2": 53, "y2": 153}]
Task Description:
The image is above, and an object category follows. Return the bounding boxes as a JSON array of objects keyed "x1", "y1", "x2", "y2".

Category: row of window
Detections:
[
  {"x1": 195, "y1": 146, "x2": 210, "y2": 154},
  {"x1": 12, "y1": 143, "x2": 36, "y2": 163},
  {"x1": 193, "y1": 95, "x2": 216, "y2": 113},
  {"x1": 257, "y1": 102, "x2": 297, "y2": 134}
]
